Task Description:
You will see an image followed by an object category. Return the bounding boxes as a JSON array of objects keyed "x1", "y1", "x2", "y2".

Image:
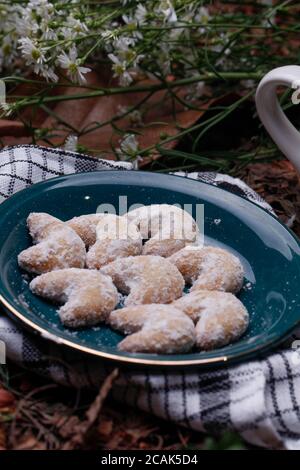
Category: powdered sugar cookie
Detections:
[
  {"x1": 173, "y1": 290, "x2": 249, "y2": 350},
  {"x1": 168, "y1": 246, "x2": 244, "y2": 293},
  {"x1": 66, "y1": 214, "x2": 106, "y2": 248},
  {"x1": 109, "y1": 304, "x2": 195, "y2": 353},
  {"x1": 142, "y1": 238, "x2": 187, "y2": 258},
  {"x1": 30, "y1": 268, "x2": 119, "y2": 328},
  {"x1": 101, "y1": 255, "x2": 184, "y2": 306},
  {"x1": 86, "y1": 214, "x2": 142, "y2": 269},
  {"x1": 18, "y1": 213, "x2": 86, "y2": 275},
  {"x1": 125, "y1": 204, "x2": 199, "y2": 257}
]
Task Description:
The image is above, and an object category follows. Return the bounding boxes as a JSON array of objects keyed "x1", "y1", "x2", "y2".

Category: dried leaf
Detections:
[
  {"x1": 57, "y1": 415, "x2": 81, "y2": 439},
  {"x1": 239, "y1": 160, "x2": 300, "y2": 235},
  {"x1": 98, "y1": 418, "x2": 113, "y2": 439},
  {"x1": 126, "y1": 426, "x2": 158, "y2": 444},
  {"x1": 14, "y1": 435, "x2": 47, "y2": 450},
  {"x1": 0, "y1": 388, "x2": 15, "y2": 408},
  {"x1": 0, "y1": 424, "x2": 7, "y2": 450},
  {"x1": 62, "y1": 368, "x2": 118, "y2": 449},
  {"x1": 0, "y1": 71, "x2": 211, "y2": 162}
]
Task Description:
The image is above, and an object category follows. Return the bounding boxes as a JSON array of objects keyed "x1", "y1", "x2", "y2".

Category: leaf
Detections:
[
  {"x1": 14, "y1": 434, "x2": 47, "y2": 450},
  {"x1": 98, "y1": 418, "x2": 113, "y2": 439},
  {"x1": 62, "y1": 368, "x2": 118, "y2": 450},
  {"x1": 0, "y1": 388, "x2": 15, "y2": 408},
  {"x1": 0, "y1": 423, "x2": 7, "y2": 450},
  {"x1": 0, "y1": 70, "x2": 211, "y2": 163}
]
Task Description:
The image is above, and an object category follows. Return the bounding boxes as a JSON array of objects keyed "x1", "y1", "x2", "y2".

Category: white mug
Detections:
[{"x1": 256, "y1": 65, "x2": 300, "y2": 172}]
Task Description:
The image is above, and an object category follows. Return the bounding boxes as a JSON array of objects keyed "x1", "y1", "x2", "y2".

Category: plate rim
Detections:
[
  {"x1": 0, "y1": 170, "x2": 300, "y2": 367},
  {"x1": 1, "y1": 293, "x2": 295, "y2": 367}
]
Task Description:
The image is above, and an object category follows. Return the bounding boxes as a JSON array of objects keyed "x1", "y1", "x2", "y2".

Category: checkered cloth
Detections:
[{"x1": 0, "y1": 145, "x2": 299, "y2": 450}]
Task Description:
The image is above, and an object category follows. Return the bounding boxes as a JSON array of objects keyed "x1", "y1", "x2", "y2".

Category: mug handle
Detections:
[{"x1": 255, "y1": 65, "x2": 300, "y2": 172}]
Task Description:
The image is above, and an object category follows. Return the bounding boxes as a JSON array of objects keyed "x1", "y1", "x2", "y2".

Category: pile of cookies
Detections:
[{"x1": 18, "y1": 205, "x2": 249, "y2": 354}]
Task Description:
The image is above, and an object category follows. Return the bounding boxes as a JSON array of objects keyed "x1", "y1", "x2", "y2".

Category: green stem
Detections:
[{"x1": 4, "y1": 72, "x2": 263, "y2": 107}]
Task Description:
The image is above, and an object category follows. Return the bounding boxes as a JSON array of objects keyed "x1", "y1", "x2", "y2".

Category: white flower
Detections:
[
  {"x1": 64, "y1": 134, "x2": 78, "y2": 152},
  {"x1": 116, "y1": 134, "x2": 140, "y2": 160},
  {"x1": 0, "y1": 102, "x2": 14, "y2": 117},
  {"x1": 62, "y1": 16, "x2": 88, "y2": 39},
  {"x1": 28, "y1": 0, "x2": 54, "y2": 20},
  {"x1": 58, "y1": 47, "x2": 91, "y2": 85},
  {"x1": 41, "y1": 65, "x2": 58, "y2": 82},
  {"x1": 241, "y1": 79, "x2": 255, "y2": 89},
  {"x1": 195, "y1": 6, "x2": 210, "y2": 23},
  {"x1": 122, "y1": 14, "x2": 135, "y2": 27},
  {"x1": 67, "y1": 16, "x2": 88, "y2": 34},
  {"x1": 101, "y1": 30, "x2": 114, "y2": 41},
  {"x1": 157, "y1": 0, "x2": 177, "y2": 23},
  {"x1": 114, "y1": 37, "x2": 136, "y2": 51},
  {"x1": 195, "y1": 81, "x2": 206, "y2": 96},
  {"x1": 18, "y1": 31, "x2": 58, "y2": 81},
  {"x1": 16, "y1": 0, "x2": 56, "y2": 37},
  {"x1": 157, "y1": 44, "x2": 171, "y2": 76},
  {"x1": 18, "y1": 37, "x2": 47, "y2": 74},
  {"x1": 41, "y1": 27, "x2": 58, "y2": 41},
  {"x1": 112, "y1": 37, "x2": 143, "y2": 67},
  {"x1": 135, "y1": 4, "x2": 147, "y2": 25},
  {"x1": 108, "y1": 53, "x2": 133, "y2": 86},
  {"x1": 195, "y1": 6, "x2": 211, "y2": 33},
  {"x1": 117, "y1": 105, "x2": 143, "y2": 127},
  {"x1": 15, "y1": 13, "x2": 38, "y2": 37},
  {"x1": 122, "y1": 14, "x2": 143, "y2": 39},
  {"x1": 212, "y1": 33, "x2": 232, "y2": 63},
  {"x1": 185, "y1": 80, "x2": 206, "y2": 102},
  {"x1": 0, "y1": 37, "x2": 15, "y2": 68}
]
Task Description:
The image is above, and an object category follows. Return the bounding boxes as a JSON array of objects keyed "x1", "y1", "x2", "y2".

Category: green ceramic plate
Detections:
[{"x1": 0, "y1": 170, "x2": 300, "y2": 369}]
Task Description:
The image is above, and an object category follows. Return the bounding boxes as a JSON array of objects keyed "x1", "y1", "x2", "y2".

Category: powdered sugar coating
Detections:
[
  {"x1": 168, "y1": 246, "x2": 244, "y2": 293},
  {"x1": 67, "y1": 214, "x2": 106, "y2": 248},
  {"x1": 109, "y1": 304, "x2": 195, "y2": 353},
  {"x1": 101, "y1": 255, "x2": 184, "y2": 306},
  {"x1": 143, "y1": 237, "x2": 186, "y2": 257},
  {"x1": 19, "y1": 210, "x2": 249, "y2": 354},
  {"x1": 30, "y1": 268, "x2": 119, "y2": 328},
  {"x1": 125, "y1": 204, "x2": 199, "y2": 257},
  {"x1": 173, "y1": 290, "x2": 249, "y2": 350},
  {"x1": 86, "y1": 214, "x2": 142, "y2": 269},
  {"x1": 18, "y1": 213, "x2": 86, "y2": 275}
]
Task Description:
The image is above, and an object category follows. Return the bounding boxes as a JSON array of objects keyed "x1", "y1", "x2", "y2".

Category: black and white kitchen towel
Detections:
[{"x1": 0, "y1": 144, "x2": 299, "y2": 450}]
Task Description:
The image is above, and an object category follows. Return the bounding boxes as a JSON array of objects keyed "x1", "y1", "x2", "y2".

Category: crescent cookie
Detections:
[
  {"x1": 86, "y1": 214, "x2": 142, "y2": 269},
  {"x1": 66, "y1": 214, "x2": 106, "y2": 248},
  {"x1": 30, "y1": 268, "x2": 119, "y2": 328},
  {"x1": 125, "y1": 204, "x2": 199, "y2": 257},
  {"x1": 109, "y1": 304, "x2": 195, "y2": 353},
  {"x1": 168, "y1": 246, "x2": 244, "y2": 293},
  {"x1": 101, "y1": 255, "x2": 184, "y2": 306},
  {"x1": 173, "y1": 290, "x2": 249, "y2": 349},
  {"x1": 18, "y1": 213, "x2": 86, "y2": 275}
]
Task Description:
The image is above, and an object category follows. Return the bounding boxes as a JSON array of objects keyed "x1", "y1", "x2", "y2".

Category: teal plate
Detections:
[{"x1": 0, "y1": 170, "x2": 300, "y2": 369}]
